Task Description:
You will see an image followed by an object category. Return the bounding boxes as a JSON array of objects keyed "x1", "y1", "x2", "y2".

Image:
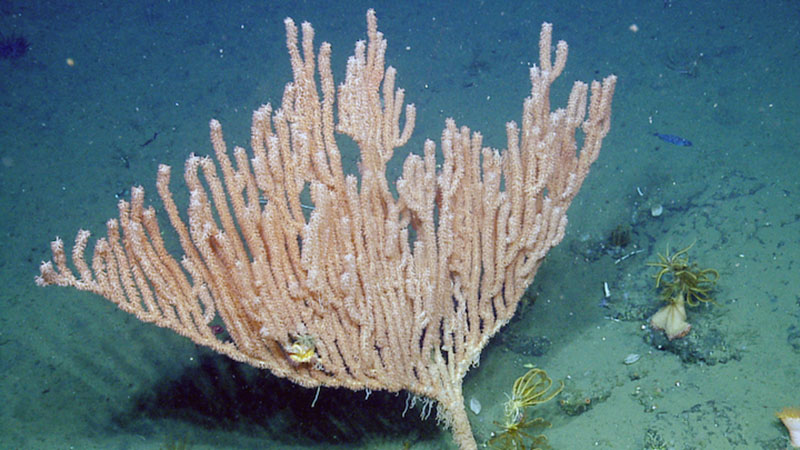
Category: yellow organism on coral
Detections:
[{"x1": 285, "y1": 334, "x2": 316, "y2": 363}]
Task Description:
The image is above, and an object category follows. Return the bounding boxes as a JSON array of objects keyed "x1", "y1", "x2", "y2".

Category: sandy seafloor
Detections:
[{"x1": 1, "y1": 0, "x2": 798, "y2": 448}]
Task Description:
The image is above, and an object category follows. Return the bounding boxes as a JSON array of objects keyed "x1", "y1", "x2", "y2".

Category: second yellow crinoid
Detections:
[{"x1": 488, "y1": 413, "x2": 552, "y2": 450}]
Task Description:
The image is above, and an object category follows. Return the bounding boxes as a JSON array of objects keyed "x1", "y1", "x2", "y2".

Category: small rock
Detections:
[{"x1": 623, "y1": 353, "x2": 641, "y2": 365}]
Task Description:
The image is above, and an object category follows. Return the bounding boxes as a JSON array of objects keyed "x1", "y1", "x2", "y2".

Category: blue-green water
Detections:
[{"x1": 1, "y1": 0, "x2": 797, "y2": 448}]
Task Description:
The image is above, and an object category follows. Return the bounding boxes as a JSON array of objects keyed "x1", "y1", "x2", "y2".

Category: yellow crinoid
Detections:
[
  {"x1": 503, "y1": 367, "x2": 563, "y2": 426},
  {"x1": 647, "y1": 241, "x2": 720, "y2": 307},
  {"x1": 488, "y1": 412, "x2": 552, "y2": 450}
]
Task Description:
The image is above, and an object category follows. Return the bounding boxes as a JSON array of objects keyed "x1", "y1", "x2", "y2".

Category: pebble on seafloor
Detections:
[{"x1": 623, "y1": 353, "x2": 641, "y2": 365}]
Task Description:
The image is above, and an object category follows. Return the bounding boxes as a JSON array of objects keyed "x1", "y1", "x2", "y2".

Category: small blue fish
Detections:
[{"x1": 653, "y1": 133, "x2": 692, "y2": 146}]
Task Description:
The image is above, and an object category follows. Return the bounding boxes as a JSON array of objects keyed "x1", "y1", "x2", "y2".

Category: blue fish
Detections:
[{"x1": 653, "y1": 133, "x2": 692, "y2": 146}]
